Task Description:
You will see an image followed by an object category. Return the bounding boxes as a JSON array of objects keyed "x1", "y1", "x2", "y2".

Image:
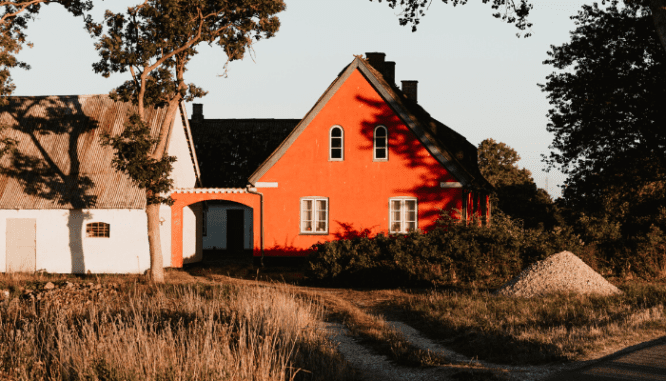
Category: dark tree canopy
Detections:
[
  {"x1": 0, "y1": 1, "x2": 93, "y2": 104},
  {"x1": 369, "y1": 0, "x2": 533, "y2": 35},
  {"x1": 478, "y1": 138, "x2": 557, "y2": 229},
  {"x1": 541, "y1": 1, "x2": 666, "y2": 226}
]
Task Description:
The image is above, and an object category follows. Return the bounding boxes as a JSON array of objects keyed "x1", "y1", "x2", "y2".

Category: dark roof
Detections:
[
  {"x1": 0, "y1": 94, "x2": 182, "y2": 209},
  {"x1": 188, "y1": 118, "x2": 299, "y2": 188},
  {"x1": 248, "y1": 56, "x2": 492, "y2": 192}
]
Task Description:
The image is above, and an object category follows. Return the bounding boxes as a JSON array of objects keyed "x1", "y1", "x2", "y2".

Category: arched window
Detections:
[
  {"x1": 374, "y1": 125, "x2": 388, "y2": 160},
  {"x1": 330, "y1": 126, "x2": 344, "y2": 161},
  {"x1": 86, "y1": 222, "x2": 110, "y2": 238}
]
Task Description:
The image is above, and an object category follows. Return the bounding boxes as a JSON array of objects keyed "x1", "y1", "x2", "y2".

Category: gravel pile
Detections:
[{"x1": 496, "y1": 251, "x2": 622, "y2": 298}]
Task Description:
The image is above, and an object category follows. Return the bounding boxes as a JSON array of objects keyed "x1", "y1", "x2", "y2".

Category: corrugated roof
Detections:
[
  {"x1": 188, "y1": 118, "x2": 299, "y2": 188},
  {"x1": 0, "y1": 94, "x2": 171, "y2": 209}
]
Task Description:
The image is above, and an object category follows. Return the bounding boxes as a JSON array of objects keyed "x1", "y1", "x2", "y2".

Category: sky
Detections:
[{"x1": 11, "y1": 0, "x2": 596, "y2": 198}]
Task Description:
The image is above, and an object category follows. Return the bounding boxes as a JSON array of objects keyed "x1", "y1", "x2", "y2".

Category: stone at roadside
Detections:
[
  {"x1": 43, "y1": 282, "x2": 55, "y2": 290},
  {"x1": 496, "y1": 251, "x2": 622, "y2": 298},
  {"x1": 0, "y1": 290, "x2": 9, "y2": 300}
]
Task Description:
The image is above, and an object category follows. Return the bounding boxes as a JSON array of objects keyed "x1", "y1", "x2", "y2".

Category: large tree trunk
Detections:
[
  {"x1": 146, "y1": 201, "x2": 164, "y2": 282},
  {"x1": 651, "y1": 0, "x2": 666, "y2": 53},
  {"x1": 142, "y1": 100, "x2": 181, "y2": 283}
]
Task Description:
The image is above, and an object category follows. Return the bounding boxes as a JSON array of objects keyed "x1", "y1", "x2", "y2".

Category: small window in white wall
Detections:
[
  {"x1": 374, "y1": 125, "x2": 388, "y2": 160},
  {"x1": 86, "y1": 222, "x2": 110, "y2": 238},
  {"x1": 330, "y1": 126, "x2": 344, "y2": 160},
  {"x1": 301, "y1": 197, "x2": 328, "y2": 234},
  {"x1": 389, "y1": 198, "x2": 417, "y2": 234}
]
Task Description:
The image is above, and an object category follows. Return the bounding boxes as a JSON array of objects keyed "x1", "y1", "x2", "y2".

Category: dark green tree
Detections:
[
  {"x1": 366, "y1": 0, "x2": 666, "y2": 58},
  {"x1": 0, "y1": 1, "x2": 94, "y2": 104},
  {"x1": 90, "y1": 0, "x2": 285, "y2": 282},
  {"x1": 478, "y1": 138, "x2": 557, "y2": 229},
  {"x1": 369, "y1": 0, "x2": 533, "y2": 35},
  {"x1": 541, "y1": 2, "x2": 666, "y2": 233}
]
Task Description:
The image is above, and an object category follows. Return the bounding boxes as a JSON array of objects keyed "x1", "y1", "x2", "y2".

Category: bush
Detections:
[{"x1": 307, "y1": 211, "x2": 584, "y2": 288}]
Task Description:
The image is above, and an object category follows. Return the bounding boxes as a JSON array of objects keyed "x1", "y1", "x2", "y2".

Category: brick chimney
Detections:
[
  {"x1": 383, "y1": 61, "x2": 396, "y2": 85},
  {"x1": 365, "y1": 52, "x2": 386, "y2": 73},
  {"x1": 401, "y1": 80, "x2": 418, "y2": 103},
  {"x1": 192, "y1": 103, "x2": 204, "y2": 121}
]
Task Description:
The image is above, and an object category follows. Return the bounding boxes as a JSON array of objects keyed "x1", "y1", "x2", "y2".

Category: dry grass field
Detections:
[
  {"x1": 0, "y1": 266, "x2": 664, "y2": 381},
  {"x1": 0, "y1": 271, "x2": 356, "y2": 381}
]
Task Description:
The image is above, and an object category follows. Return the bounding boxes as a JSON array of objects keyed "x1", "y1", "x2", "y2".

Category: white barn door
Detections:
[{"x1": 6, "y1": 218, "x2": 36, "y2": 272}]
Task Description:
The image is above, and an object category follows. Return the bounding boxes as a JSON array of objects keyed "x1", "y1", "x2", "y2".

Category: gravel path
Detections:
[
  {"x1": 320, "y1": 322, "x2": 450, "y2": 381},
  {"x1": 385, "y1": 319, "x2": 574, "y2": 381}
]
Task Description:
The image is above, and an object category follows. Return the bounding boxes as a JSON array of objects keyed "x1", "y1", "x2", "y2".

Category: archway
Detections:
[{"x1": 170, "y1": 188, "x2": 260, "y2": 268}]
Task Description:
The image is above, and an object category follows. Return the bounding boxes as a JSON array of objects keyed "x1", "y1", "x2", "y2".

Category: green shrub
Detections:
[{"x1": 307, "y1": 211, "x2": 585, "y2": 287}]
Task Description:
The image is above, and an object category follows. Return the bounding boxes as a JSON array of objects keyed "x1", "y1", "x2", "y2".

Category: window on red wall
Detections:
[
  {"x1": 330, "y1": 126, "x2": 343, "y2": 160},
  {"x1": 389, "y1": 198, "x2": 417, "y2": 233},
  {"x1": 301, "y1": 197, "x2": 329, "y2": 234},
  {"x1": 374, "y1": 125, "x2": 388, "y2": 160}
]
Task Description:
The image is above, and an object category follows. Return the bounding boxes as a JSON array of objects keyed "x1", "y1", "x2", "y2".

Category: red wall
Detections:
[{"x1": 256, "y1": 69, "x2": 464, "y2": 256}]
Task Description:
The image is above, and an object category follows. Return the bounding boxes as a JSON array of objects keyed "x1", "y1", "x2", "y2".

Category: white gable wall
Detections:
[{"x1": 167, "y1": 108, "x2": 198, "y2": 189}]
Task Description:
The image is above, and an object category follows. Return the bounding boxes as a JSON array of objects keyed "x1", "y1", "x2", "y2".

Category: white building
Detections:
[{"x1": 0, "y1": 95, "x2": 202, "y2": 273}]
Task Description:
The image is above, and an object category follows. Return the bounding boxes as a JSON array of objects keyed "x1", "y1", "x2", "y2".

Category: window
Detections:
[
  {"x1": 374, "y1": 125, "x2": 388, "y2": 160},
  {"x1": 301, "y1": 197, "x2": 328, "y2": 234},
  {"x1": 330, "y1": 126, "x2": 344, "y2": 160},
  {"x1": 389, "y1": 198, "x2": 417, "y2": 233},
  {"x1": 86, "y1": 222, "x2": 110, "y2": 238}
]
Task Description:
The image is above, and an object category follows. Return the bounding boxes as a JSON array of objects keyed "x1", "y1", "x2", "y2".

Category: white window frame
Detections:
[
  {"x1": 389, "y1": 197, "x2": 418, "y2": 234},
  {"x1": 373, "y1": 125, "x2": 388, "y2": 161},
  {"x1": 86, "y1": 222, "x2": 110, "y2": 238},
  {"x1": 300, "y1": 197, "x2": 329, "y2": 234},
  {"x1": 329, "y1": 126, "x2": 344, "y2": 161}
]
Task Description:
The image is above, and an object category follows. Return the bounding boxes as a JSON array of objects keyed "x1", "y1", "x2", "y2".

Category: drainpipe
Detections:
[{"x1": 246, "y1": 186, "x2": 264, "y2": 266}]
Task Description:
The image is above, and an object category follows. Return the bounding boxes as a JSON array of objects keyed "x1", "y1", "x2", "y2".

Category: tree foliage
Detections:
[
  {"x1": 478, "y1": 138, "x2": 557, "y2": 229},
  {"x1": 0, "y1": 1, "x2": 93, "y2": 104},
  {"x1": 89, "y1": 0, "x2": 285, "y2": 281},
  {"x1": 369, "y1": 0, "x2": 533, "y2": 35},
  {"x1": 541, "y1": 2, "x2": 666, "y2": 231},
  {"x1": 100, "y1": 114, "x2": 176, "y2": 205}
]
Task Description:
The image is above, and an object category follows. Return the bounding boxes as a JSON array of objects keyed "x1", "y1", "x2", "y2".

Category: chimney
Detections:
[
  {"x1": 365, "y1": 52, "x2": 386, "y2": 73},
  {"x1": 401, "y1": 80, "x2": 418, "y2": 103},
  {"x1": 383, "y1": 61, "x2": 396, "y2": 85},
  {"x1": 192, "y1": 103, "x2": 204, "y2": 121}
]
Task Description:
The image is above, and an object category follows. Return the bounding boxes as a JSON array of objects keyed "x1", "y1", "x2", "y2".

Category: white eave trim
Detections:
[
  {"x1": 172, "y1": 188, "x2": 248, "y2": 194},
  {"x1": 440, "y1": 182, "x2": 463, "y2": 188},
  {"x1": 255, "y1": 182, "x2": 278, "y2": 188}
]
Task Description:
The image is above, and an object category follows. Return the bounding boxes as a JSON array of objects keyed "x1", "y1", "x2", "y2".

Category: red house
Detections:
[{"x1": 180, "y1": 52, "x2": 492, "y2": 264}]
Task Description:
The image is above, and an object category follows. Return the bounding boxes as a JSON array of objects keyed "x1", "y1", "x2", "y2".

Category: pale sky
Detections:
[{"x1": 11, "y1": 0, "x2": 596, "y2": 198}]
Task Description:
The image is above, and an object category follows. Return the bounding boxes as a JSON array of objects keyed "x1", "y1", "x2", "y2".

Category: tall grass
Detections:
[
  {"x1": 397, "y1": 283, "x2": 666, "y2": 364},
  {"x1": 0, "y1": 280, "x2": 355, "y2": 381}
]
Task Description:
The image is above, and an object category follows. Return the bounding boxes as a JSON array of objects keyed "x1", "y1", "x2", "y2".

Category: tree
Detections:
[
  {"x1": 478, "y1": 138, "x2": 557, "y2": 228},
  {"x1": 541, "y1": 2, "x2": 666, "y2": 233},
  {"x1": 0, "y1": 1, "x2": 93, "y2": 104},
  {"x1": 367, "y1": 0, "x2": 666, "y2": 59},
  {"x1": 369, "y1": 0, "x2": 533, "y2": 35},
  {"x1": 89, "y1": 0, "x2": 285, "y2": 282}
]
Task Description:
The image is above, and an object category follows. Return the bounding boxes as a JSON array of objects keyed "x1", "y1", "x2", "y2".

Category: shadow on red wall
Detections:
[{"x1": 355, "y1": 94, "x2": 463, "y2": 230}]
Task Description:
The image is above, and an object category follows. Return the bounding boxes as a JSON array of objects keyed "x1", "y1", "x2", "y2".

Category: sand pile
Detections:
[{"x1": 496, "y1": 251, "x2": 622, "y2": 298}]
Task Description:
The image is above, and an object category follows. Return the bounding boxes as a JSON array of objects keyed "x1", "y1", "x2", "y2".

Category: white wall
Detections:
[
  {"x1": 167, "y1": 108, "x2": 198, "y2": 189},
  {"x1": 159, "y1": 204, "x2": 172, "y2": 268},
  {"x1": 204, "y1": 203, "x2": 253, "y2": 250},
  {"x1": 183, "y1": 203, "x2": 203, "y2": 264},
  {"x1": 0, "y1": 209, "x2": 179, "y2": 274}
]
